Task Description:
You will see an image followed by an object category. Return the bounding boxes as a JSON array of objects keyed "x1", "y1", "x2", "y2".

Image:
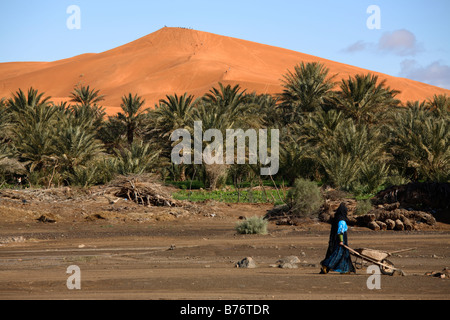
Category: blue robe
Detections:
[{"x1": 321, "y1": 220, "x2": 355, "y2": 274}]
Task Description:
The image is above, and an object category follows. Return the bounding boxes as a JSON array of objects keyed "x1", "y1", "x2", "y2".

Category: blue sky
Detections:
[{"x1": 1, "y1": 0, "x2": 449, "y2": 88}]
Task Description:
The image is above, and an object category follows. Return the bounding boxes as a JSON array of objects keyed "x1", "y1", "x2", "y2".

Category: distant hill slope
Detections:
[{"x1": 1, "y1": 27, "x2": 448, "y2": 115}]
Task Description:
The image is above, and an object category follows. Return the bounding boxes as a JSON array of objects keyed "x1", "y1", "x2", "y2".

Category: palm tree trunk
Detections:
[
  {"x1": 127, "y1": 126, "x2": 134, "y2": 145},
  {"x1": 205, "y1": 164, "x2": 228, "y2": 190},
  {"x1": 179, "y1": 164, "x2": 186, "y2": 182}
]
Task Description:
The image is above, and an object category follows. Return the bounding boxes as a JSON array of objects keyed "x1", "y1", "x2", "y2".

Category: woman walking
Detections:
[{"x1": 320, "y1": 202, "x2": 355, "y2": 274}]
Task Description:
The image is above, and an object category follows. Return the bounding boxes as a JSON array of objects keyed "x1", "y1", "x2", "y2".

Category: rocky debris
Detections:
[
  {"x1": 265, "y1": 190, "x2": 356, "y2": 224},
  {"x1": 385, "y1": 219, "x2": 395, "y2": 230},
  {"x1": 367, "y1": 220, "x2": 380, "y2": 231},
  {"x1": 374, "y1": 206, "x2": 436, "y2": 225},
  {"x1": 376, "y1": 220, "x2": 387, "y2": 230},
  {"x1": 270, "y1": 193, "x2": 437, "y2": 232},
  {"x1": 312, "y1": 183, "x2": 446, "y2": 231},
  {"x1": 264, "y1": 204, "x2": 290, "y2": 222},
  {"x1": 265, "y1": 204, "x2": 323, "y2": 226},
  {"x1": 112, "y1": 177, "x2": 180, "y2": 207},
  {"x1": 425, "y1": 268, "x2": 450, "y2": 279},
  {"x1": 0, "y1": 236, "x2": 25, "y2": 244},
  {"x1": 0, "y1": 175, "x2": 211, "y2": 224},
  {"x1": 394, "y1": 219, "x2": 404, "y2": 231},
  {"x1": 85, "y1": 213, "x2": 106, "y2": 221},
  {"x1": 374, "y1": 182, "x2": 450, "y2": 223},
  {"x1": 319, "y1": 197, "x2": 437, "y2": 231},
  {"x1": 168, "y1": 208, "x2": 190, "y2": 218},
  {"x1": 276, "y1": 255, "x2": 301, "y2": 264},
  {"x1": 274, "y1": 256, "x2": 301, "y2": 269},
  {"x1": 393, "y1": 269, "x2": 407, "y2": 277},
  {"x1": 0, "y1": 175, "x2": 185, "y2": 210},
  {"x1": 374, "y1": 182, "x2": 449, "y2": 209},
  {"x1": 36, "y1": 213, "x2": 58, "y2": 223},
  {"x1": 355, "y1": 204, "x2": 437, "y2": 231},
  {"x1": 277, "y1": 262, "x2": 298, "y2": 269},
  {"x1": 235, "y1": 257, "x2": 256, "y2": 268},
  {"x1": 104, "y1": 176, "x2": 207, "y2": 217},
  {"x1": 0, "y1": 187, "x2": 76, "y2": 203},
  {"x1": 0, "y1": 190, "x2": 24, "y2": 201}
]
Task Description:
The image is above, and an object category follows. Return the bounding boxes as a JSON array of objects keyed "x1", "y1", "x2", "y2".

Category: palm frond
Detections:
[{"x1": 70, "y1": 85, "x2": 105, "y2": 106}]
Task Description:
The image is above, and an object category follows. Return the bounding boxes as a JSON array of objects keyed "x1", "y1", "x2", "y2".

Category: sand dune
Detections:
[{"x1": 1, "y1": 27, "x2": 448, "y2": 115}]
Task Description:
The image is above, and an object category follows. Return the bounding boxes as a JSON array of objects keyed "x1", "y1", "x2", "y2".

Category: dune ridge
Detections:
[{"x1": 1, "y1": 27, "x2": 448, "y2": 115}]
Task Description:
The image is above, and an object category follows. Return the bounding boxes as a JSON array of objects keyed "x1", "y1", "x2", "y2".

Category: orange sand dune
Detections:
[{"x1": 1, "y1": 27, "x2": 448, "y2": 115}]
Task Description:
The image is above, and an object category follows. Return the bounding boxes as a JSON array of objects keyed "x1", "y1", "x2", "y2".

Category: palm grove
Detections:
[{"x1": 0, "y1": 62, "x2": 449, "y2": 196}]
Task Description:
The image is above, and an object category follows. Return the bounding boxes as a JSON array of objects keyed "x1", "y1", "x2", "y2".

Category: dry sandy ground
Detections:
[
  {"x1": 0, "y1": 201, "x2": 449, "y2": 301},
  {"x1": 1, "y1": 27, "x2": 449, "y2": 113}
]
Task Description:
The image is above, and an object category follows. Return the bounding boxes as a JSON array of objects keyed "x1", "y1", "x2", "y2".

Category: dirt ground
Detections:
[{"x1": 0, "y1": 191, "x2": 449, "y2": 301}]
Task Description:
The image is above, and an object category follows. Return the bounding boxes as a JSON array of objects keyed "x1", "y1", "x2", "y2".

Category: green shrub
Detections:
[
  {"x1": 285, "y1": 178, "x2": 323, "y2": 217},
  {"x1": 354, "y1": 199, "x2": 373, "y2": 216},
  {"x1": 66, "y1": 166, "x2": 99, "y2": 188},
  {"x1": 65, "y1": 158, "x2": 118, "y2": 188},
  {"x1": 235, "y1": 216, "x2": 268, "y2": 235}
]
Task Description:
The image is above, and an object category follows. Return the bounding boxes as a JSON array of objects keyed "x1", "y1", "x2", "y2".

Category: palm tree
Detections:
[
  {"x1": 243, "y1": 93, "x2": 280, "y2": 128},
  {"x1": 11, "y1": 105, "x2": 59, "y2": 173},
  {"x1": 318, "y1": 151, "x2": 360, "y2": 191},
  {"x1": 0, "y1": 98, "x2": 25, "y2": 182},
  {"x1": 280, "y1": 108, "x2": 347, "y2": 184},
  {"x1": 299, "y1": 108, "x2": 346, "y2": 146},
  {"x1": 0, "y1": 97, "x2": 6, "y2": 112},
  {"x1": 196, "y1": 83, "x2": 250, "y2": 129},
  {"x1": 154, "y1": 93, "x2": 197, "y2": 181},
  {"x1": 117, "y1": 93, "x2": 148, "y2": 145},
  {"x1": 0, "y1": 144, "x2": 27, "y2": 185},
  {"x1": 309, "y1": 118, "x2": 389, "y2": 193},
  {"x1": 70, "y1": 84, "x2": 105, "y2": 107},
  {"x1": 426, "y1": 94, "x2": 449, "y2": 117},
  {"x1": 7, "y1": 88, "x2": 52, "y2": 115},
  {"x1": 387, "y1": 102, "x2": 449, "y2": 182},
  {"x1": 6, "y1": 88, "x2": 56, "y2": 173},
  {"x1": 69, "y1": 102, "x2": 106, "y2": 129},
  {"x1": 193, "y1": 83, "x2": 255, "y2": 189},
  {"x1": 113, "y1": 141, "x2": 160, "y2": 175},
  {"x1": 97, "y1": 116, "x2": 127, "y2": 152},
  {"x1": 6, "y1": 88, "x2": 107, "y2": 186},
  {"x1": 0, "y1": 97, "x2": 10, "y2": 139},
  {"x1": 331, "y1": 73, "x2": 401, "y2": 124},
  {"x1": 0, "y1": 140, "x2": 10, "y2": 164},
  {"x1": 279, "y1": 62, "x2": 336, "y2": 124},
  {"x1": 278, "y1": 138, "x2": 311, "y2": 184},
  {"x1": 156, "y1": 93, "x2": 197, "y2": 136},
  {"x1": 53, "y1": 122, "x2": 105, "y2": 173}
]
